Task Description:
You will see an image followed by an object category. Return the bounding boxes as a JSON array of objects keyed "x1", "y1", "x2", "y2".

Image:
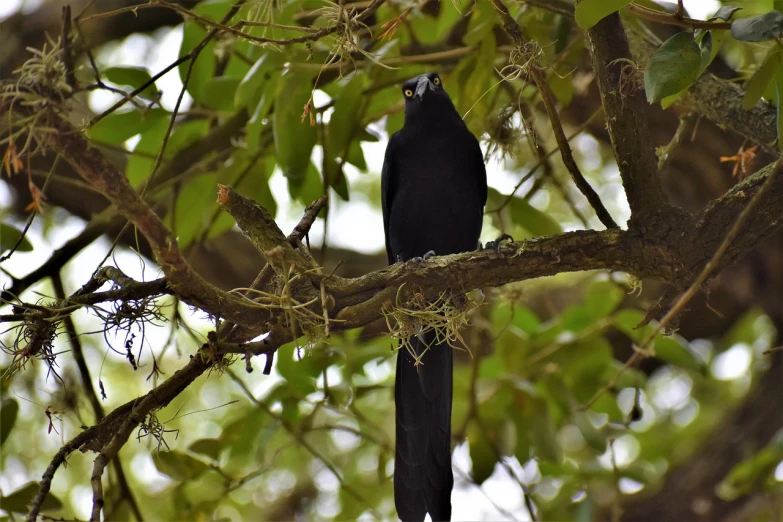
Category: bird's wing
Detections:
[
  {"x1": 381, "y1": 133, "x2": 400, "y2": 265},
  {"x1": 470, "y1": 131, "x2": 488, "y2": 207}
]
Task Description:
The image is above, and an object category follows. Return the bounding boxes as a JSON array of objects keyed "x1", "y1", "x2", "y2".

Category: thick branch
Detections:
[
  {"x1": 676, "y1": 73, "x2": 778, "y2": 154},
  {"x1": 217, "y1": 184, "x2": 309, "y2": 274},
  {"x1": 327, "y1": 159, "x2": 783, "y2": 328},
  {"x1": 583, "y1": 13, "x2": 668, "y2": 220}
]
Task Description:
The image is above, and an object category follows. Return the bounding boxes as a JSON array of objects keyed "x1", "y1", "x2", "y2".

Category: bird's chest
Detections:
[
  {"x1": 387, "y1": 128, "x2": 484, "y2": 258},
  {"x1": 394, "y1": 131, "x2": 478, "y2": 190}
]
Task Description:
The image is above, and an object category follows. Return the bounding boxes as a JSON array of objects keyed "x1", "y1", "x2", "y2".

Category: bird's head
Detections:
[{"x1": 401, "y1": 72, "x2": 457, "y2": 124}]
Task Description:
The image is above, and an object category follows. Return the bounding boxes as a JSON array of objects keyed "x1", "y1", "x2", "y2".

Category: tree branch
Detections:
[
  {"x1": 488, "y1": 0, "x2": 618, "y2": 229},
  {"x1": 583, "y1": 12, "x2": 669, "y2": 221}
]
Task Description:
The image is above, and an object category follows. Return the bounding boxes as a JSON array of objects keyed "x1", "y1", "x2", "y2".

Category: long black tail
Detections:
[{"x1": 394, "y1": 330, "x2": 453, "y2": 521}]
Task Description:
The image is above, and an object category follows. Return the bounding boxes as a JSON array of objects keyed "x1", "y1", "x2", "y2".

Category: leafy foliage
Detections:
[{"x1": 644, "y1": 32, "x2": 704, "y2": 103}]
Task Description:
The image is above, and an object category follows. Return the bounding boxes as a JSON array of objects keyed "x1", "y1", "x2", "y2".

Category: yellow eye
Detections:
[
  {"x1": 404, "y1": 89, "x2": 413, "y2": 97},
  {"x1": 433, "y1": 77, "x2": 440, "y2": 85}
]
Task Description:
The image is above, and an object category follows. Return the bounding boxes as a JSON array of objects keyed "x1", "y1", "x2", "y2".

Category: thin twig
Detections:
[
  {"x1": 60, "y1": 6, "x2": 76, "y2": 91},
  {"x1": 489, "y1": 0, "x2": 617, "y2": 229},
  {"x1": 290, "y1": 45, "x2": 475, "y2": 72},
  {"x1": 26, "y1": 426, "x2": 100, "y2": 522},
  {"x1": 50, "y1": 274, "x2": 145, "y2": 521},
  {"x1": 657, "y1": 113, "x2": 697, "y2": 172},
  {"x1": 488, "y1": 107, "x2": 603, "y2": 214},
  {"x1": 626, "y1": 4, "x2": 732, "y2": 30}
]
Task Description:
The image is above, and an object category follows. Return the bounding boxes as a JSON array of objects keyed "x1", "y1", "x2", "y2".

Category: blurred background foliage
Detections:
[{"x1": 1, "y1": 0, "x2": 783, "y2": 520}]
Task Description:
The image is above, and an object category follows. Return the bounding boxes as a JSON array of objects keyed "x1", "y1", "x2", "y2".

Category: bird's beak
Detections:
[{"x1": 414, "y1": 77, "x2": 435, "y2": 99}]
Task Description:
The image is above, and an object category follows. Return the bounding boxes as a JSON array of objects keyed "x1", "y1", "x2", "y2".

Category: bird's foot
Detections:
[
  {"x1": 483, "y1": 233, "x2": 514, "y2": 254},
  {"x1": 409, "y1": 250, "x2": 436, "y2": 263}
]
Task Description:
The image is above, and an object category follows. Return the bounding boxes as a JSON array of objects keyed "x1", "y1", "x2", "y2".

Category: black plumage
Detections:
[{"x1": 382, "y1": 72, "x2": 487, "y2": 521}]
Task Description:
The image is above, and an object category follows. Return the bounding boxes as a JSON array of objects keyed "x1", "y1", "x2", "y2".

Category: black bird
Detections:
[{"x1": 382, "y1": 72, "x2": 487, "y2": 521}]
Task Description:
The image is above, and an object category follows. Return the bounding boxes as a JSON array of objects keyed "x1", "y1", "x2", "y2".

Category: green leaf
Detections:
[
  {"x1": 179, "y1": 22, "x2": 215, "y2": 101},
  {"x1": 288, "y1": 162, "x2": 322, "y2": 204},
  {"x1": 660, "y1": 91, "x2": 685, "y2": 110},
  {"x1": 221, "y1": 412, "x2": 267, "y2": 467},
  {"x1": 709, "y1": 6, "x2": 741, "y2": 22},
  {"x1": 246, "y1": 79, "x2": 277, "y2": 152},
  {"x1": 574, "y1": 0, "x2": 632, "y2": 29},
  {"x1": 613, "y1": 308, "x2": 646, "y2": 341},
  {"x1": 103, "y1": 66, "x2": 156, "y2": 98},
  {"x1": 188, "y1": 438, "x2": 222, "y2": 460},
  {"x1": 325, "y1": 162, "x2": 350, "y2": 201},
  {"x1": 717, "y1": 308, "x2": 769, "y2": 352},
  {"x1": 194, "y1": 0, "x2": 233, "y2": 22},
  {"x1": 717, "y1": 440, "x2": 783, "y2": 500},
  {"x1": 275, "y1": 343, "x2": 320, "y2": 396},
  {"x1": 356, "y1": 128, "x2": 380, "y2": 142},
  {"x1": 588, "y1": 392, "x2": 625, "y2": 423},
  {"x1": 603, "y1": 360, "x2": 647, "y2": 389},
  {"x1": 743, "y1": 47, "x2": 782, "y2": 109},
  {"x1": 514, "y1": 415, "x2": 532, "y2": 464},
  {"x1": 508, "y1": 196, "x2": 562, "y2": 237},
  {"x1": 0, "y1": 482, "x2": 62, "y2": 513},
  {"x1": 699, "y1": 31, "x2": 714, "y2": 72},
  {"x1": 234, "y1": 52, "x2": 284, "y2": 109},
  {"x1": 531, "y1": 396, "x2": 562, "y2": 462},
  {"x1": 731, "y1": 11, "x2": 783, "y2": 42},
  {"x1": 0, "y1": 223, "x2": 33, "y2": 253},
  {"x1": 201, "y1": 76, "x2": 241, "y2": 111},
  {"x1": 644, "y1": 32, "x2": 702, "y2": 103},
  {"x1": 328, "y1": 75, "x2": 367, "y2": 156},
  {"x1": 513, "y1": 306, "x2": 541, "y2": 335},
  {"x1": 323, "y1": 72, "x2": 363, "y2": 201},
  {"x1": 0, "y1": 398, "x2": 19, "y2": 444},
  {"x1": 574, "y1": 412, "x2": 607, "y2": 452},
  {"x1": 166, "y1": 119, "x2": 210, "y2": 155},
  {"x1": 614, "y1": 309, "x2": 705, "y2": 372},
  {"x1": 463, "y1": 1, "x2": 496, "y2": 46},
  {"x1": 346, "y1": 141, "x2": 367, "y2": 171},
  {"x1": 89, "y1": 108, "x2": 167, "y2": 145},
  {"x1": 654, "y1": 336, "x2": 705, "y2": 373},
  {"x1": 177, "y1": 0, "x2": 233, "y2": 101},
  {"x1": 273, "y1": 70, "x2": 317, "y2": 184},
  {"x1": 171, "y1": 173, "x2": 218, "y2": 248},
  {"x1": 553, "y1": 15, "x2": 572, "y2": 54},
  {"x1": 126, "y1": 117, "x2": 208, "y2": 187},
  {"x1": 584, "y1": 279, "x2": 625, "y2": 319},
  {"x1": 548, "y1": 71, "x2": 574, "y2": 107},
  {"x1": 468, "y1": 421, "x2": 497, "y2": 484},
  {"x1": 126, "y1": 117, "x2": 168, "y2": 187},
  {"x1": 152, "y1": 450, "x2": 210, "y2": 481}
]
